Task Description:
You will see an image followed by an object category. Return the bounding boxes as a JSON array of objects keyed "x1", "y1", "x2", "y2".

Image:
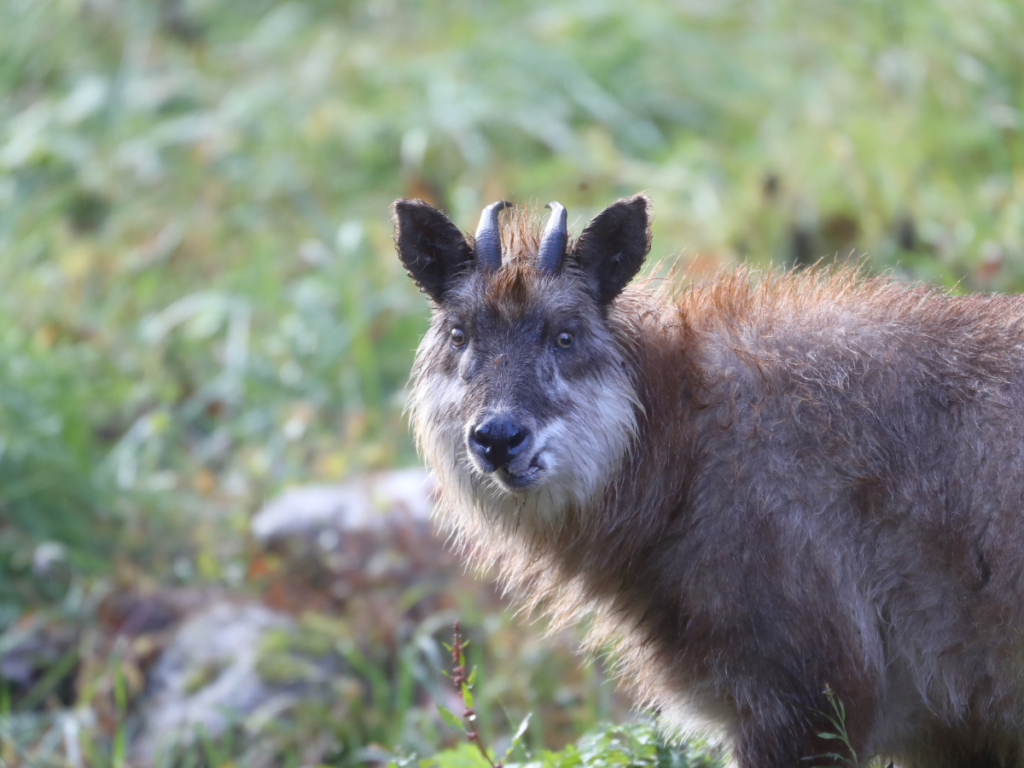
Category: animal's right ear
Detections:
[{"x1": 392, "y1": 198, "x2": 474, "y2": 303}]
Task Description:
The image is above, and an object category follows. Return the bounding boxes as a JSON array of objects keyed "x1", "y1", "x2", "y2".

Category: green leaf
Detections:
[
  {"x1": 508, "y1": 713, "x2": 531, "y2": 751},
  {"x1": 461, "y1": 681, "x2": 473, "y2": 709},
  {"x1": 437, "y1": 704, "x2": 464, "y2": 732}
]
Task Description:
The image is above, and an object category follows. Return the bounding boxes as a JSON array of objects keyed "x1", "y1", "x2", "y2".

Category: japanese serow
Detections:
[{"x1": 393, "y1": 194, "x2": 1024, "y2": 768}]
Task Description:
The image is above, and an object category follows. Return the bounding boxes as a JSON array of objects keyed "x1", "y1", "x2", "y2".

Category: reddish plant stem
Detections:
[{"x1": 451, "y1": 620, "x2": 501, "y2": 768}]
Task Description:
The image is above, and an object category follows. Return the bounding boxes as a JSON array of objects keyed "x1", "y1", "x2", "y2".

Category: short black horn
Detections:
[
  {"x1": 537, "y1": 201, "x2": 567, "y2": 273},
  {"x1": 474, "y1": 200, "x2": 511, "y2": 272}
]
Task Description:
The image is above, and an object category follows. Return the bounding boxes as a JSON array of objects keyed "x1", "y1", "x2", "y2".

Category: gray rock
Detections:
[
  {"x1": 250, "y1": 467, "x2": 435, "y2": 543},
  {"x1": 134, "y1": 601, "x2": 293, "y2": 762}
]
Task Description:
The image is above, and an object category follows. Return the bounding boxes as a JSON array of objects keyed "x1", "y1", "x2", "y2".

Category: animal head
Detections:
[{"x1": 394, "y1": 195, "x2": 652, "y2": 536}]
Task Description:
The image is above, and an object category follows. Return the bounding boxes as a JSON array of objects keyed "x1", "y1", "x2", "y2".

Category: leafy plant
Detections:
[
  {"x1": 420, "y1": 622, "x2": 722, "y2": 768},
  {"x1": 420, "y1": 721, "x2": 724, "y2": 768},
  {"x1": 805, "y1": 685, "x2": 893, "y2": 768},
  {"x1": 436, "y1": 620, "x2": 531, "y2": 768}
]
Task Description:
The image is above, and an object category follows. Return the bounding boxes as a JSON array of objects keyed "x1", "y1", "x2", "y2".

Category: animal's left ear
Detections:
[
  {"x1": 392, "y1": 198, "x2": 474, "y2": 303},
  {"x1": 570, "y1": 194, "x2": 652, "y2": 305}
]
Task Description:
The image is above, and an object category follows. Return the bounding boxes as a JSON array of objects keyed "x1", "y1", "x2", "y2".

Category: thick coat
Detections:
[{"x1": 394, "y1": 194, "x2": 1024, "y2": 768}]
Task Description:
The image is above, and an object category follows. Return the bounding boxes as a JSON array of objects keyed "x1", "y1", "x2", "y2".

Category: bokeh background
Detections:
[{"x1": 2, "y1": 0, "x2": 1023, "y2": 765}]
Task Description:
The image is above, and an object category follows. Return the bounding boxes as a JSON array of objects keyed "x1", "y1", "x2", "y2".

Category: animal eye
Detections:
[
  {"x1": 556, "y1": 331, "x2": 574, "y2": 349},
  {"x1": 450, "y1": 328, "x2": 467, "y2": 347}
]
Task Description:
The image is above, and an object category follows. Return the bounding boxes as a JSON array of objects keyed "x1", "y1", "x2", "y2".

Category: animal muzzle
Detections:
[{"x1": 467, "y1": 412, "x2": 534, "y2": 475}]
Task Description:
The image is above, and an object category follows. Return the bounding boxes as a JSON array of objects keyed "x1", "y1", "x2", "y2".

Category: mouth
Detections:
[{"x1": 493, "y1": 456, "x2": 545, "y2": 491}]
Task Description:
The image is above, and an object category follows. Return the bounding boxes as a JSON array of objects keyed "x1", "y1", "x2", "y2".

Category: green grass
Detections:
[
  {"x1": 4, "y1": 0, "x2": 1024, "y2": 541},
  {"x1": 1, "y1": 0, "x2": 1023, "y2": 763}
]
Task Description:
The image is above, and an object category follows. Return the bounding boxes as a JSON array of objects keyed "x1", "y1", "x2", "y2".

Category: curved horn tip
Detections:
[
  {"x1": 475, "y1": 200, "x2": 512, "y2": 231},
  {"x1": 474, "y1": 200, "x2": 512, "y2": 272},
  {"x1": 537, "y1": 201, "x2": 568, "y2": 274}
]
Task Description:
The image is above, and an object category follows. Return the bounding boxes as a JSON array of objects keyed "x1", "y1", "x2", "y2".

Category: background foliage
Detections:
[{"x1": 1, "y1": 0, "x2": 1022, "y2": 764}]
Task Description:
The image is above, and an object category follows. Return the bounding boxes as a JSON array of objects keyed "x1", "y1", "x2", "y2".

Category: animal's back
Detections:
[{"x1": 660, "y1": 272, "x2": 1024, "y2": 764}]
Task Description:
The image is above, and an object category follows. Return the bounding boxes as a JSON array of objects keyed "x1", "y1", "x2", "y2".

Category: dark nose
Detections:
[{"x1": 468, "y1": 415, "x2": 529, "y2": 472}]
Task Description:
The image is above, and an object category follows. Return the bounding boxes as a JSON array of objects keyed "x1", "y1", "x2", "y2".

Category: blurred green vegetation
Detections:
[
  {"x1": 1, "y1": 0, "x2": 1023, "y2": 763},
  {"x1": 4, "y1": 0, "x2": 1024, "y2": 600},
  {"x1": 419, "y1": 722, "x2": 723, "y2": 768}
]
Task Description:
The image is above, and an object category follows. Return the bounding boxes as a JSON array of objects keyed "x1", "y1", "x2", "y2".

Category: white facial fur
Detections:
[{"x1": 411, "y1": 350, "x2": 640, "y2": 538}]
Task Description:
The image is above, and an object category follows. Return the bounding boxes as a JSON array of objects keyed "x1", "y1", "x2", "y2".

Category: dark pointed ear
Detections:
[
  {"x1": 571, "y1": 194, "x2": 652, "y2": 304},
  {"x1": 392, "y1": 198, "x2": 473, "y2": 302}
]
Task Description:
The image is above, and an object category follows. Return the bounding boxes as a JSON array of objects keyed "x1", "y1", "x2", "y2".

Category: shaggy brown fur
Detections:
[{"x1": 393, "y1": 194, "x2": 1024, "y2": 768}]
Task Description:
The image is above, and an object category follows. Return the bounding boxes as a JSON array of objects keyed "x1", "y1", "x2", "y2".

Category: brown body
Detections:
[{"x1": 393, "y1": 195, "x2": 1024, "y2": 768}]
